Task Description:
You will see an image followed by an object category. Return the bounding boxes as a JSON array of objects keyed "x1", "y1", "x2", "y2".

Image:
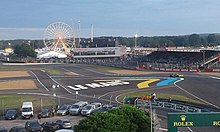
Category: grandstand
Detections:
[{"x1": 139, "y1": 49, "x2": 220, "y2": 70}]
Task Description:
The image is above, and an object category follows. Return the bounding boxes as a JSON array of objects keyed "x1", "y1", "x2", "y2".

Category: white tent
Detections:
[{"x1": 37, "y1": 51, "x2": 67, "y2": 59}]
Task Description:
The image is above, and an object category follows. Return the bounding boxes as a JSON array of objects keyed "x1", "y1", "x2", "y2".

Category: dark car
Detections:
[
  {"x1": 37, "y1": 109, "x2": 53, "y2": 118},
  {"x1": 25, "y1": 120, "x2": 43, "y2": 132},
  {"x1": 9, "y1": 126, "x2": 26, "y2": 132},
  {"x1": 5, "y1": 109, "x2": 17, "y2": 120},
  {"x1": 0, "y1": 128, "x2": 7, "y2": 132},
  {"x1": 41, "y1": 121, "x2": 59, "y2": 132},
  {"x1": 92, "y1": 104, "x2": 114, "y2": 114},
  {"x1": 55, "y1": 119, "x2": 72, "y2": 129},
  {"x1": 92, "y1": 107, "x2": 108, "y2": 114}
]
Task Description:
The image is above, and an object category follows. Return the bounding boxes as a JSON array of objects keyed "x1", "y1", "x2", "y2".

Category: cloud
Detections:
[{"x1": 0, "y1": 27, "x2": 44, "y2": 31}]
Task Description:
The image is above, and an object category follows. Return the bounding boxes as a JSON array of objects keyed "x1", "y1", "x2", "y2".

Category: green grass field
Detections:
[
  {"x1": 43, "y1": 67, "x2": 63, "y2": 75},
  {"x1": 0, "y1": 95, "x2": 58, "y2": 110},
  {"x1": 92, "y1": 65, "x2": 123, "y2": 71},
  {"x1": 118, "y1": 92, "x2": 204, "y2": 104}
]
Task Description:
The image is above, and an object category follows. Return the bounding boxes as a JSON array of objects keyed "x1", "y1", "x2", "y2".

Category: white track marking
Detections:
[
  {"x1": 174, "y1": 81, "x2": 219, "y2": 109},
  {"x1": 48, "y1": 75, "x2": 72, "y2": 94},
  {"x1": 187, "y1": 127, "x2": 194, "y2": 132},
  {"x1": 210, "y1": 76, "x2": 220, "y2": 80},
  {"x1": 17, "y1": 93, "x2": 50, "y2": 96},
  {"x1": 67, "y1": 86, "x2": 80, "y2": 91},
  {"x1": 86, "y1": 68, "x2": 107, "y2": 75},
  {"x1": 30, "y1": 71, "x2": 49, "y2": 91},
  {"x1": 61, "y1": 68, "x2": 79, "y2": 75}
]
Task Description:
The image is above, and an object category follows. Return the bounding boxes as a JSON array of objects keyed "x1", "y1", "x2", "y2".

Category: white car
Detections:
[
  {"x1": 81, "y1": 104, "x2": 96, "y2": 116},
  {"x1": 90, "y1": 103, "x2": 102, "y2": 109}
]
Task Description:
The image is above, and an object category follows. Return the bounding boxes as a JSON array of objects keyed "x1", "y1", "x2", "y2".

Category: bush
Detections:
[{"x1": 74, "y1": 105, "x2": 150, "y2": 132}]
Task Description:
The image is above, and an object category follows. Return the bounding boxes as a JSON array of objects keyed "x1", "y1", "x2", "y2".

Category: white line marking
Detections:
[
  {"x1": 210, "y1": 76, "x2": 220, "y2": 80},
  {"x1": 86, "y1": 68, "x2": 107, "y2": 75},
  {"x1": 174, "y1": 80, "x2": 219, "y2": 109},
  {"x1": 67, "y1": 86, "x2": 80, "y2": 91},
  {"x1": 48, "y1": 75, "x2": 72, "y2": 94},
  {"x1": 30, "y1": 71, "x2": 49, "y2": 91},
  {"x1": 187, "y1": 127, "x2": 194, "y2": 132},
  {"x1": 98, "y1": 92, "x2": 112, "y2": 99},
  {"x1": 17, "y1": 93, "x2": 50, "y2": 96},
  {"x1": 158, "y1": 128, "x2": 168, "y2": 131},
  {"x1": 61, "y1": 68, "x2": 79, "y2": 75}
]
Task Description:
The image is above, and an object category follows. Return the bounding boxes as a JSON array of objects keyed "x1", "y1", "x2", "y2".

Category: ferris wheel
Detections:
[{"x1": 43, "y1": 22, "x2": 75, "y2": 54}]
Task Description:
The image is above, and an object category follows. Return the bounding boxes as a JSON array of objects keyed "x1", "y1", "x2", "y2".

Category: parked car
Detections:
[
  {"x1": 5, "y1": 109, "x2": 17, "y2": 120},
  {"x1": 90, "y1": 103, "x2": 102, "y2": 109},
  {"x1": 81, "y1": 104, "x2": 96, "y2": 116},
  {"x1": 0, "y1": 128, "x2": 7, "y2": 132},
  {"x1": 41, "y1": 121, "x2": 59, "y2": 132},
  {"x1": 56, "y1": 104, "x2": 71, "y2": 116},
  {"x1": 92, "y1": 104, "x2": 112, "y2": 114},
  {"x1": 37, "y1": 109, "x2": 53, "y2": 118},
  {"x1": 55, "y1": 129, "x2": 74, "y2": 132},
  {"x1": 69, "y1": 101, "x2": 88, "y2": 115},
  {"x1": 21, "y1": 102, "x2": 33, "y2": 119},
  {"x1": 9, "y1": 126, "x2": 26, "y2": 132},
  {"x1": 55, "y1": 119, "x2": 72, "y2": 129},
  {"x1": 25, "y1": 120, "x2": 43, "y2": 132}
]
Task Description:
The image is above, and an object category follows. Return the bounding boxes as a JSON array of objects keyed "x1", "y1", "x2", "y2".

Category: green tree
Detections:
[
  {"x1": 207, "y1": 34, "x2": 217, "y2": 45},
  {"x1": 74, "y1": 106, "x2": 150, "y2": 132},
  {"x1": 189, "y1": 34, "x2": 200, "y2": 46},
  {"x1": 14, "y1": 43, "x2": 36, "y2": 58}
]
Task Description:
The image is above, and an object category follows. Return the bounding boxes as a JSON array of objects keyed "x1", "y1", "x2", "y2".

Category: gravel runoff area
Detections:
[
  {"x1": 0, "y1": 71, "x2": 37, "y2": 90},
  {"x1": 0, "y1": 80, "x2": 37, "y2": 90},
  {"x1": 0, "y1": 71, "x2": 30, "y2": 78}
]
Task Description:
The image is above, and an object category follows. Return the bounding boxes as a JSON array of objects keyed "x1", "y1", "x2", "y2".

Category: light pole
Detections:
[
  {"x1": 71, "y1": 18, "x2": 76, "y2": 48},
  {"x1": 202, "y1": 51, "x2": 206, "y2": 68},
  {"x1": 28, "y1": 40, "x2": 31, "y2": 45},
  {"x1": 78, "y1": 20, "x2": 81, "y2": 48},
  {"x1": 75, "y1": 91, "x2": 79, "y2": 102},
  {"x1": 134, "y1": 34, "x2": 138, "y2": 48},
  {"x1": 109, "y1": 95, "x2": 112, "y2": 105},
  {"x1": 150, "y1": 100, "x2": 153, "y2": 132}
]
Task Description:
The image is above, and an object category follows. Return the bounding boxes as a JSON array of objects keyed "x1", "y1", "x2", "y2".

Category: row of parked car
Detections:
[
  {"x1": 0, "y1": 119, "x2": 73, "y2": 132},
  {"x1": 1, "y1": 101, "x2": 116, "y2": 132},
  {"x1": 4, "y1": 101, "x2": 115, "y2": 121},
  {"x1": 57, "y1": 101, "x2": 115, "y2": 117}
]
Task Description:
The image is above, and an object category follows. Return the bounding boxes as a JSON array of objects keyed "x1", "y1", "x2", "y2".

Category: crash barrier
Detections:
[
  {"x1": 124, "y1": 97, "x2": 219, "y2": 113},
  {"x1": 135, "y1": 99, "x2": 204, "y2": 113}
]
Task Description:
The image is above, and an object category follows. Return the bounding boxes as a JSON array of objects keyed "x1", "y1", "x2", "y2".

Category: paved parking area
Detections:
[{"x1": 0, "y1": 115, "x2": 84, "y2": 130}]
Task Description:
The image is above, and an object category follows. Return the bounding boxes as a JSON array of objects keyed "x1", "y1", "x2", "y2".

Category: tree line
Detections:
[
  {"x1": 117, "y1": 33, "x2": 220, "y2": 48},
  {"x1": 0, "y1": 33, "x2": 220, "y2": 58}
]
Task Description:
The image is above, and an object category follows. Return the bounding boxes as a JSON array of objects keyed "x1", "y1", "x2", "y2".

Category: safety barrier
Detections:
[{"x1": 134, "y1": 99, "x2": 213, "y2": 113}]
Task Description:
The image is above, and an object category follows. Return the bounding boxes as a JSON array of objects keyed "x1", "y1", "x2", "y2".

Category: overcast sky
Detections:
[{"x1": 0, "y1": 0, "x2": 220, "y2": 40}]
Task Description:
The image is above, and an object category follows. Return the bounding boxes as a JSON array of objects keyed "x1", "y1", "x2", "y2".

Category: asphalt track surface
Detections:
[{"x1": 1, "y1": 63, "x2": 220, "y2": 132}]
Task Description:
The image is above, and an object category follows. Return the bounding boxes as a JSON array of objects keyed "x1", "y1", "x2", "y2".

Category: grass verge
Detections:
[
  {"x1": 0, "y1": 95, "x2": 57, "y2": 110},
  {"x1": 43, "y1": 67, "x2": 63, "y2": 75},
  {"x1": 118, "y1": 91, "x2": 204, "y2": 104},
  {"x1": 92, "y1": 65, "x2": 123, "y2": 71}
]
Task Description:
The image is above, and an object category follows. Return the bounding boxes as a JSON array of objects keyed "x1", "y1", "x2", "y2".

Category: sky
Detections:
[{"x1": 0, "y1": 0, "x2": 220, "y2": 40}]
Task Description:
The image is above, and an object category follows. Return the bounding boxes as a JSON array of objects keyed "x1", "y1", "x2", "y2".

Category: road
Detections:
[{"x1": 0, "y1": 63, "x2": 220, "y2": 131}]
